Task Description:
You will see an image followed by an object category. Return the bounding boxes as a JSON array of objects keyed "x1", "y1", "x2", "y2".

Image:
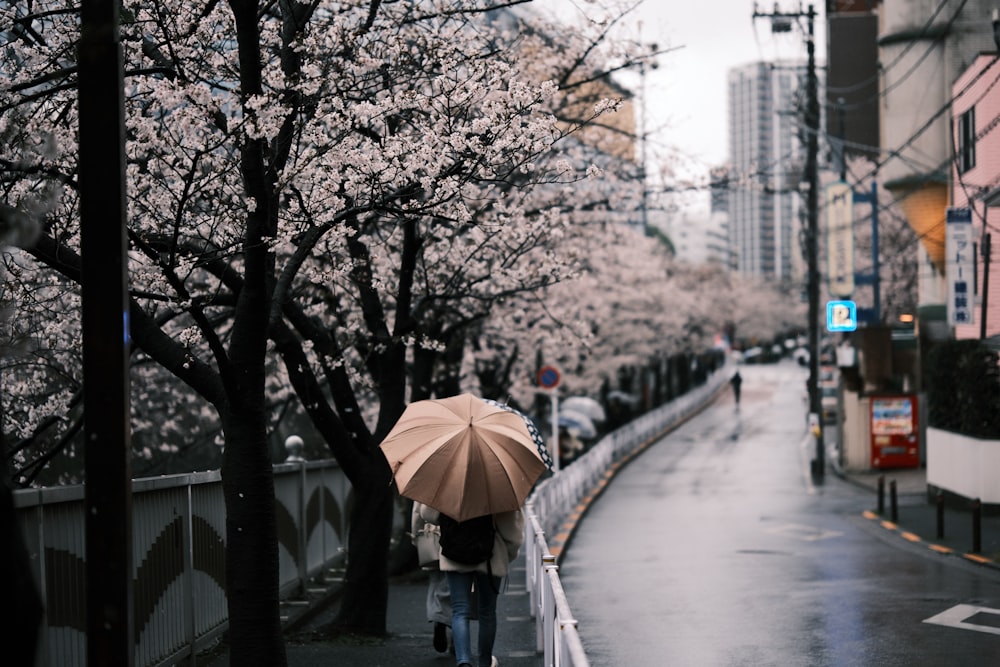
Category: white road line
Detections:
[{"x1": 923, "y1": 604, "x2": 1000, "y2": 636}]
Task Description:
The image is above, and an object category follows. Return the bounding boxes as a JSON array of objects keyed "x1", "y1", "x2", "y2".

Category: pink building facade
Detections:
[{"x1": 951, "y1": 53, "x2": 1000, "y2": 341}]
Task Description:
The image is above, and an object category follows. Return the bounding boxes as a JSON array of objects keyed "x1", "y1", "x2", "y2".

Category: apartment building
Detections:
[{"x1": 727, "y1": 60, "x2": 807, "y2": 281}]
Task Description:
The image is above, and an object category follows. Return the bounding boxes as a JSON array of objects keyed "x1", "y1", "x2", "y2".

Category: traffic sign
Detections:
[
  {"x1": 826, "y1": 300, "x2": 858, "y2": 332},
  {"x1": 537, "y1": 365, "x2": 561, "y2": 389}
]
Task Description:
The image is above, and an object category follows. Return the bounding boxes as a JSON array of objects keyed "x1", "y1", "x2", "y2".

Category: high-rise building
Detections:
[{"x1": 727, "y1": 60, "x2": 807, "y2": 282}]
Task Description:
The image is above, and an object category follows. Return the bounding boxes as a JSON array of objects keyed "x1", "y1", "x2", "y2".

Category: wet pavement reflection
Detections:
[{"x1": 559, "y1": 361, "x2": 1000, "y2": 666}]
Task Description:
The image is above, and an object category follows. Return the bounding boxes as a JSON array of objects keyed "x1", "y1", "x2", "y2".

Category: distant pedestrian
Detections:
[
  {"x1": 730, "y1": 370, "x2": 743, "y2": 405},
  {"x1": 421, "y1": 504, "x2": 523, "y2": 667},
  {"x1": 412, "y1": 502, "x2": 452, "y2": 653}
]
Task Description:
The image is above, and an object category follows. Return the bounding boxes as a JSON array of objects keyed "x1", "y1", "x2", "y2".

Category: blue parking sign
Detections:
[{"x1": 827, "y1": 300, "x2": 857, "y2": 332}]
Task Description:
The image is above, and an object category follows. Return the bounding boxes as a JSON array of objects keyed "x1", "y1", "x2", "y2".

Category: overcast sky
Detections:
[{"x1": 536, "y1": 1, "x2": 823, "y2": 182}]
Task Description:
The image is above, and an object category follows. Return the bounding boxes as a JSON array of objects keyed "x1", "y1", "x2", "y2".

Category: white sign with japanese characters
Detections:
[
  {"x1": 946, "y1": 207, "x2": 975, "y2": 326},
  {"x1": 825, "y1": 182, "x2": 855, "y2": 297}
]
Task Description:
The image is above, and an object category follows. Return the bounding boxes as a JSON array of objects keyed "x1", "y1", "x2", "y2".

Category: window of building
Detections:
[{"x1": 958, "y1": 107, "x2": 975, "y2": 173}]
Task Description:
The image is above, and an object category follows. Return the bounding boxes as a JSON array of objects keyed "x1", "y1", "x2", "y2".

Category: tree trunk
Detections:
[
  {"x1": 329, "y1": 453, "x2": 394, "y2": 634},
  {"x1": 223, "y1": 0, "x2": 286, "y2": 660},
  {"x1": 220, "y1": 410, "x2": 287, "y2": 666}
]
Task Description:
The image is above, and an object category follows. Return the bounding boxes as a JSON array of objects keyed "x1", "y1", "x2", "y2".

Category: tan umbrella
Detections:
[{"x1": 379, "y1": 393, "x2": 547, "y2": 521}]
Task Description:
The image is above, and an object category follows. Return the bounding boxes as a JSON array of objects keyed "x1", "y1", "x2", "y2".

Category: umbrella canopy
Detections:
[
  {"x1": 607, "y1": 389, "x2": 640, "y2": 406},
  {"x1": 562, "y1": 396, "x2": 606, "y2": 423},
  {"x1": 558, "y1": 409, "x2": 598, "y2": 439},
  {"x1": 379, "y1": 393, "x2": 547, "y2": 521},
  {"x1": 482, "y1": 398, "x2": 554, "y2": 470}
]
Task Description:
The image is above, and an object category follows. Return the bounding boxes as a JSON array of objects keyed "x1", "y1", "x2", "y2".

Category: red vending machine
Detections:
[{"x1": 869, "y1": 394, "x2": 920, "y2": 469}]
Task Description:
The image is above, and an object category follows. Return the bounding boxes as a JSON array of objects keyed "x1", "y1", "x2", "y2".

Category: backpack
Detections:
[{"x1": 438, "y1": 513, "x2": 495, "y2": 565}]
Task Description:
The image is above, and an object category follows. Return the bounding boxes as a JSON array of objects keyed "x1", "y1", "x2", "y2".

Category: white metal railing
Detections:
[
  {"x1": 523, "y1": 508, "x2": 589, "y2": 667},
  {"x1": 523, "y1": 365, "x2": 730, "y2": 666},
  {"x1": 14, "y1": 460, "x2": 352, "y2": 667}
]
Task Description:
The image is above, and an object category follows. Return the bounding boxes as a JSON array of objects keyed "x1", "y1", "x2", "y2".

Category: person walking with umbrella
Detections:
[
  {"x1": 380, "y1": 393, "x2": 547, "y2": 667},
  {"x1": 418, "y1": 504, "x2": 523, "y2": 667}
]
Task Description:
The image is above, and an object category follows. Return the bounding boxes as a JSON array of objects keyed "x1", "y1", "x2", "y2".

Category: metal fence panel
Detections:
[{"x1": 13, "y1": 461, "x2": 348, "y2": 667}]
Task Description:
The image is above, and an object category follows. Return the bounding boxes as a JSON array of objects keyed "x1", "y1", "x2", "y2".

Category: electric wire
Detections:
[{"x1": 654, "y1": 3, "x2": 1000, "y2": 277}]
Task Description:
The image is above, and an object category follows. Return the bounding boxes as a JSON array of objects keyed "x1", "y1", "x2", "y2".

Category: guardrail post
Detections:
[
  {"x1": 877, "y1": 475, "x2": 884, "y2": 514},
  {"x1": 297, "y1": 462, "x2": 308, "y2": 595},
  {"x1": 889, "y1": 479, "x2": 898, "y2": 523},
  {"x1": 973, "y1": 498, "x2": 982, "y2": 554},
  {"x1": 559, "y1": 618, "x2": 578, "y2": 667},
  {"x1": 543, "y1": 555, "x2": 558, "y2": 666}
]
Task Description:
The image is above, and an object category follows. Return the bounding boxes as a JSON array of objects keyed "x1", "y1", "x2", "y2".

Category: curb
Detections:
[
  {"x1": 859, "y1": 509, "x2": 1000, "y2": 571},
  {"x1": 828, "y1": 452, "x2": 1000, "y2": 571}
]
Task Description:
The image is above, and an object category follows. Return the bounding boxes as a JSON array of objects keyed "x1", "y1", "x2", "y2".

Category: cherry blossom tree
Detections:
[
  {"x1": 470, "y1": 224, "x2": 807, "y2": 414},
  {"x1": 2, "y1": 0, "x2": 653, "y2": 653},
  {"x1": 1, "y1": 2, "x2": 815, "y2": 658}
]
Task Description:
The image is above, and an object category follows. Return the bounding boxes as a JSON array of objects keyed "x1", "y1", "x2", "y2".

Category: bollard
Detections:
[
  {"x1": 877, "y1": 475, "x2": 885, "y2": 515},
  {"x1": 890, "y1": 479, "x2": 898, "y2": 523},
  {"x1": 936, "y1": 492, "x2": 945, "y2": 540},
  {"x1": 973, "y1": 498, "x2": 982, "y2": 554}
]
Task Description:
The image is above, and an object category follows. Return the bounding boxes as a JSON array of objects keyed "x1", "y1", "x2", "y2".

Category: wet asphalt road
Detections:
[{"x1": 559, "y1": 361, "x2": 1000, "y2": 666}]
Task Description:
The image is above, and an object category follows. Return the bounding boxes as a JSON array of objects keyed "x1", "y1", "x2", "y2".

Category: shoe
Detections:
[
  {"x1": 488, "y1": 657, "x2": 498, "y2": 667},
  {"x1": 433, "y1": 621, "x2": 447, "y2": 653}
]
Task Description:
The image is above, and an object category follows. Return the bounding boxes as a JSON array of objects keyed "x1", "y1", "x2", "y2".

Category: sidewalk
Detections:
[
  {"x1": 836, "y1": 463, "x2": 1000, "y2": 569},
  {"x1": 203, "y1": 553, "x2": 544, "y2": 667}
]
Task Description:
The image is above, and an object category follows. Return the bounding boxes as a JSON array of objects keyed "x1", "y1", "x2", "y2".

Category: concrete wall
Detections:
[{"x1": 927, "y1": 427, "x2": 1000, "y2": 503}]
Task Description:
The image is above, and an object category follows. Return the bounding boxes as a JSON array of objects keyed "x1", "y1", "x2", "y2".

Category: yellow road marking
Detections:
[{"x1": 964, "y1": 553, "x2": 990, "y2": 564}]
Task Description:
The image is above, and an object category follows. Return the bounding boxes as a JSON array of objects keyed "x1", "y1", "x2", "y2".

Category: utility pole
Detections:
[
  {"x1": 804, "y1": 4, "x2": 823, "y2": 478},
  {"x1": 753, "y1": 3, "x2": 823, "y2": 477},
  {"x1": 79, "y1": 0, "x2": 134, "y2": 663}
]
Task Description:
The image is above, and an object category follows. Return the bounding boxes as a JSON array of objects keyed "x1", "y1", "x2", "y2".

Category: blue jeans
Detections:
[{"x1": 445, "y1": 570, "x2": 500, "y2": 667}]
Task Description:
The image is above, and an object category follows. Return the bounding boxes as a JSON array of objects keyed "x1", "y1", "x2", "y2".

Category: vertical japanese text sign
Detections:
[
  {"x1": 946, "y1": 207, "x2": 974, "y2": 326},
  {"x1": 825, "y1": 182, "x2": 855, "y2": 297}
]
